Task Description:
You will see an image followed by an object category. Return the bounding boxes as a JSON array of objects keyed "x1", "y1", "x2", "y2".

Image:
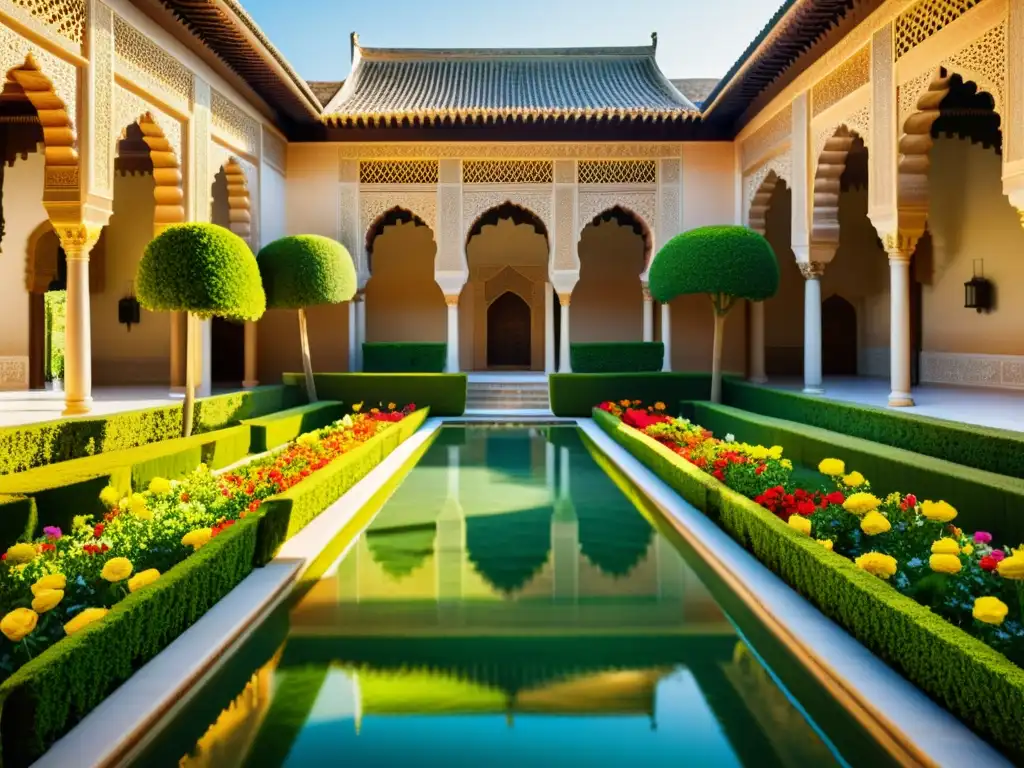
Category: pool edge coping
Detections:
[
  {"x1": 33, "y1": 417, "x2": 445, "y2": 768},
  {"x1": 577, "y1": 417, "x2": 1011, "y2": 768}
]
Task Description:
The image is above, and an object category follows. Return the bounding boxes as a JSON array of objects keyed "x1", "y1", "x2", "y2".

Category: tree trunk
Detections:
[
  {"x1": 183, "y1": 312, "x2": 196, "y2": 437},
  {"x1": 298, "y1": 307, "x2": 317, "y2": 403},
  {"x1": 711, "y1": 310, "x2": 726, "y2": 404}
]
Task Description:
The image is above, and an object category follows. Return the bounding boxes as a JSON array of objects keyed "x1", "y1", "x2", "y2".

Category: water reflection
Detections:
[{"x1": 171, "y1": 428, "x2": 840, "y2": 768}]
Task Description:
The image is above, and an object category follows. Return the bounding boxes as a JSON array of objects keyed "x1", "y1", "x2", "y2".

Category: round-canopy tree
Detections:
[
  {"x1": 137, "y1": 223, "x2": 265, "y2": 436},
  {"x1": 257, "y1": 235, "x2": 356, "y2": 402},
  {"x1": 649, "y1": 225, "x2": 779, "y2": 403}
]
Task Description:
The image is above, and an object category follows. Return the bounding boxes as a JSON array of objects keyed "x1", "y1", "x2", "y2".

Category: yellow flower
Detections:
[
  {"x1": 929, "y1": 554, "x2": 962, "y2": 574},
  {"x1": 387, "y1": 402, "x2": 397, "y2": 410},
  {"x1": 818, "y1": 458, "x2": 845, "y2": 477},
  {"x1": 780, "y1": 459, "x2": 793, "y2": 470},
  {"x1": 181, "y1": 528, "x2": 212, "y2": 550},
  {"x1": 787, "y1": 515, "x2": 811, "y2": 535},
  {"x1": 0, "y1": 608, "x2": 38, "y2": 642},
  {"x1": 129, "y1": 493, "x2": 152, "y2": 520},
  {"x1": 817, "y1": 539, "x2": 834, "y2": 552},
  {"x1": 370, "y1": 407, "x2": 380, "y2": 414},
  {"x1": 148, "y1": 477, "x2": 172, "y2": 495},
  {"x1": 885, "y1": 491, "x2": 902, "y2": 505},
  {"x1": 352, "y1": 402, "x2": 363, "y2": 413},
  {"x1": 128, "y1": 568, "x2": 160, "y2": 593},
  {"x1": 962, "y1": 543, "x2": 974, "y2": 556},
  {"x1": 855, "y1": 552, "x2": 898, "y2": 579},
  {"x1": 619, "y1": 400, "x2": 630, "y2": 407},
  {"x1": 768, "y1": 445, "x2": 784, "y2": 460},
  {"x1": 100, "y1": 557, "x2": 133, "y2": 583},
  {"x1": 973, "y1": 596, "x2": 1009, "y2": 626},
  {"x1": 997, "y1": 553, "x2": 1024, "y2": 580},
  {"x1": 920, "y1": 500, "x2": 957, "y2": 523},
  {"x1": 747, "y1": 445, "x2": 769, "y2": 460},
  {"x1": 5, "y1": 543, "x2": 36, "y2": 565},
  {"x1": 72, "y1": 515, "x2": 90, "y2": 532},
  {"x1": 99, "y1": 485, "x2": 121, "y2": 508},
  {"x1": 842, "y1": 471, "x2": 866, "y2": 488},
  {"x1": 31, "y1": 573, "x2": 66, "y2": 596},
  {"x1": 931, "y1": 538, "x2": 960, "y2": 556},
  {"x1": 653, "y1": 401, "x2": 666, "y2": 411},
  {"x1": 31, "y1": 589, "x2": 63, "y2": 613},
  {"x1": 860, "y1": 511, "x2": 891, "y2": 536},
  {"x1": 63, "y1": 607, "x2": 108, "y2": 636},
  {"x1": 842, "y1": 493, "x2": 881, "y2": 516}
]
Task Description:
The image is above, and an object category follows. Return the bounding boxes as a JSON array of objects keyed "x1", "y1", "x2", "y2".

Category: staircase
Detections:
[{"x1": 466, "y1": 375, "x2": 551, "y2": 414}]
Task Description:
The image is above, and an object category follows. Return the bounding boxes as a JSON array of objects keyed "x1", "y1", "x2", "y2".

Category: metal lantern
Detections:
[
  {"x1": 964, "y1": 259, "x2": 993, "y2": 313},
  {"x1": 118, "y1": 294, "x2": 141, "y2": 331}
]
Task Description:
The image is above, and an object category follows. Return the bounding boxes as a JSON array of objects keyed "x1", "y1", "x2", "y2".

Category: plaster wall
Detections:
[
  {"x1": 681, "y1": 143, "x2": 737, "y2": 230},
  {"x1": 574, "y1": 220, "x2": 645, "y2": 343}
]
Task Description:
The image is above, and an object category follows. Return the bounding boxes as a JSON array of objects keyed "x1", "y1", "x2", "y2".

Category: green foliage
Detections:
[
  {"x1": 690, "y1": 402, "x2": 1024, "y2": 545},
  {"x1": 548, "y1": 373, "x2": 710, "y2": 417},
  {"x1": 44, "y1": 292, "x2": 65, "y2": 382},
  {"x1": 0, "y1": 496, "x2": 36, "y2": 550},
  {"x1": 723, "y1": 379, "x2": 1024, "y2": 478},
  {"x1": 281, "y1": 373, "x2": 466, "y2": 417},
  {"x1": 593, "y1": 408, "x2": 1024, "y2": 764},
  {"x1": 245, "y1": 401, "x2": 347, "y2": 453},
  {"x1": 0, "y1": 386, "x2": 302, "y2": 476},
  {"x1": 255, "y1": 408, "x2": 429, "y2": 564},
  {"x1": 570, "y1": 342, "x2": 664, "y2": 373},
  {"x1": 362, "y1": 342, "x2": 446, "y2": 373},
  {"x1": 257, "y1": 235, "x2": 356, "y2": 310},
  {"x1": 0, "y1": 514, "x2": 260, "y2": 767},
  {"x1": 649, "y1": 225, "x2": 779, "y2": 305},
  {"x1": 136, "y1": 223, "x2": 266, "y2": 321}
]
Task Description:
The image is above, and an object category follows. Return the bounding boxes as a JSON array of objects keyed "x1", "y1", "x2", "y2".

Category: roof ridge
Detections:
[{"x1": 350, "y1": 32, "x2": 659, "y2": 61}]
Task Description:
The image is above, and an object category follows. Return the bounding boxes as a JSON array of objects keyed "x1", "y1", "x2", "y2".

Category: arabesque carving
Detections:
[
  {"x1": 360, "y1": 192, "x2": 438, "y2": 243},
  {"x1": 462, "y1": 191, "x2": 552, "y2": 243},
  {"x1": 895, "y1": 0, "x2": 981, "y2": 60},
  {"x1": 741, "y1": 107, "x2": 791, "y2": 169},
  {"x1": 463, "y1": 160, "x2": 553, "y2": 184},
  {"x1": 578, "y1": 160, "x2": 656, "y2": 185},
  {"x1": 211, "y1": 89, "x2": 259, "y2": 158},
  {"x1": 113, "y1": 13, "x2": 192, "y2": 107},
  {"x1": 578, "y1": 192, "x2": 656, "y2": 248},
  {"x1": 336, "y1": 143, "x2": 683, "y2": 160},
  {"x1": 7, "y1": 0, "x2": 85, "y2": 47},
  {"x1": 812, "y1": 45, "x2": 870, "y2": 116},
  {"x1": 360, "y1": 160, "x2": 438, "y2": 185}
]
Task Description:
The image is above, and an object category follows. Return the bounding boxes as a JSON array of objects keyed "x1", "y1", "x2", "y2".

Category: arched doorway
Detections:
[
  {"x1": 821, "y1": 294, "x2": 857, "y2": 375},
  {"x1": 487, "y1": 291, "x2": 531, "y2": 368},
  {"x1": 210, "y1": 164, "x2": 246, "y2": 385}
]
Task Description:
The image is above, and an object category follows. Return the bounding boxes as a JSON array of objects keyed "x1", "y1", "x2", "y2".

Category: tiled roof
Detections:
[
  {"x1": 323, "y1": 35, "x2": 699, "y2": 127},
  {"x1": 669, "y1": 78, "x2": 721, "y2": 108},
  {"x1": 307, "y1": 80, "x2": 345, "y2": 105}
]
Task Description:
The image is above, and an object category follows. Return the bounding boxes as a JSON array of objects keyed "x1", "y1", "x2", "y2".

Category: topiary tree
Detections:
[
  {"x1": 137, "y1": 223, "x2": 265, "y2": 437},
  {"x1": 648, "y1": 225, "x2": 779, "y2": 403},
  {"x1": 257, "y1": 235, "x2": 356, "y2": 402}
]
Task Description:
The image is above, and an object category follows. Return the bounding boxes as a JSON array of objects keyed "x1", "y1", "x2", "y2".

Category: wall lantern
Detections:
[
  {"x1": 963, "y1": 259, "x2": 993, "y2": 314},
  {"x1": 119, "y1": 286, "x2": 141, "y2": 331}
]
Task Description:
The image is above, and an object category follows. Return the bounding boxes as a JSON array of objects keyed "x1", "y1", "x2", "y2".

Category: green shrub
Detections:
[
  {"x1": 570, "y1": 342, "x2": 664, "y2": 373},
  {"x1": 245, "y1": 401, "x2": 347, "y2": 453},
  {"x1": 689, "y1": 402, "x2": 1024, "y2": 545},
  {"x1": 0, "y1": 386, "x2": 302, "y2": 476},
  {"x1": 723, "y1": 379, "x2": 1024, "y2": 478},
  {"x1": 593, "y1": 408, "x2": 1024, "y2": 763},
  {"x1": 258, "y1": 236, "x2": 356, "y2": 310},
  {"x1": 0, "y1": 496, "x2": 36, "y2": 549},
  {"x1": 548, "y1": 373, "x2": 710, "y2": 417},
  {"x1": 44, "y1": 291, "x2": 65, "y2": 383},
  {"x1": 282, "y1": 373, "x2": 464, "y2": 416},
  {"x1": 362, "y1": 343, "x2": 446, "y2": 373}
]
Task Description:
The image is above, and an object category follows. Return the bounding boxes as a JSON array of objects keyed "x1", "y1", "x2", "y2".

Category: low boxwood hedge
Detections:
[
  {"x1": 244, "y1": 401, "x2": 346, "y2": 453},
  {"x1": 0, "y1": 497, "x2": 36, "y2": 553},
  {"x1": 594, "y1": 407, "x2": 1024, "y2": 763},
  {"x1": 722, "y1": 379, "x2": 1024, "y2": 478},
  {"x1": 282, "y1": 373, "x2": 465, "y2": 417},
  {"x1": 0, "y1": 386, "x2": 302, "y2": 477},
  {"x1": 362, "y1": 342, "x2": 446, "y2": 373},
  {"x1": 688, "y1": 402, "x2": 1024, "y2": 546},
  {"x1": 569, "y1": 342, "x2": 664, "y2": 373},
  {"x1": 549, "y1": 373, "x2": 710, "y2": 417}
]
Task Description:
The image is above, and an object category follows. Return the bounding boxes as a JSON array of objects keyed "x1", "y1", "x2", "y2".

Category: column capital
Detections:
[
  {"x1": 642, "y1": 285, "x2": 652, "y2": 302},
  {"x1": 558, "y1": 293, "x2": 571, "y2": 307},
  {"x1": 444, "y1": 294, "x2": 460, "y2": 307},
  {"x1": 882, "y1": 230, "x2": 920, "y2": 261},
  {"x1": 56, "y1": 222, "x2": 104, "y2": 260},
  {"x1": 798, "y1": 261, "x2": 826, "y2": 280},
  {"x1": 353, "y1": 291, "x2": 365, "y2": 303}
]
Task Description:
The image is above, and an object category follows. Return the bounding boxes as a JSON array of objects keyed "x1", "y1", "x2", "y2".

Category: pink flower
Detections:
[
  {"x1": 973, "y1": 531, "x2": 993, "y2": 544},
  {"x1": 42, "y1": 526, "x2": 62, "y2": 540},
  {"x1": 990, "y1": 549, "x2": 1006, "y2": 563}
]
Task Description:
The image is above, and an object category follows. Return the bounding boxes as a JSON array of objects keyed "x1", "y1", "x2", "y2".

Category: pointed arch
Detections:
[
  {"x1": 121, "y1": 111, "x2": 185, "y2": 229},
  {"x1": 578, "y1": 204, "x2": 653, "y2": 267},
  {"x1": 465, "y1": 200, "x2": 549, "y2": 250},
  {"x1": 222, "y1": 157, "x2": 251, "y2": 243},
  {"x1": 811, "y1": 126, "x2": 865, "y2": 249},
  {"x1": 364, "y1": 205, "x2": 433, "y2": 274},
  {"x1": 747, "y1": 171, "x2": 786, "y2": 236}
]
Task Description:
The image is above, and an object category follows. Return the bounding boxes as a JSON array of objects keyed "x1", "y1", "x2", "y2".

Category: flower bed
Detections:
[{"x1": 596, "y1": 400, "x2": 1024, "y2": 760}]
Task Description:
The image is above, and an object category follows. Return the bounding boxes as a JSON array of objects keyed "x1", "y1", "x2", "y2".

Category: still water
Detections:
[{"x1": 138, "y1": 426, "x2": 865, "y2": 767}]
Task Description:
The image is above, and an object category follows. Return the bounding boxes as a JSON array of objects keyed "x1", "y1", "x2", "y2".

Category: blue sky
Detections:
[{"x1": 239, "y1": 0, "x2": 781, "y2": 82}]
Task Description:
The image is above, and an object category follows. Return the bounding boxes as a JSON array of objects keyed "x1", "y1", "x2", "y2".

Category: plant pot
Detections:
[{"x1": 51, "y1": 378, "x2": 63, "y2": 393}]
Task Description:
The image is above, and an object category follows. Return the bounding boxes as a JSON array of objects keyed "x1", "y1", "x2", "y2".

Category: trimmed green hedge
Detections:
[
  {"x1": 282, "y1": 373, "x2": 465, "y2": 417},
  {"x1": 569, "y1": 342, "x2": 664, "y2": 373},
  {"x1": 689, "y1": 402, "x2": 1024, "y2": 545},
  {"x1": 362, "y1": 342, "x2": 446, "y2": 373},
  {"x1": 723, "y1": 379, "x2": 1024, "y2": 478},
  {"x1": 256, "y1": 407, "x2": 429, "y2": 564},
  {"x1": 0, "y1": 386, "x2": 303, "y2": 477},
  {"x1": 0, "y1": 425, "x2": 251, "y2": 546},
  {"x1": 245, "y1": 401, "x2": 346, "y2": 453},
  {"x1": 594, "y1": 407, "x2": 1024, "y2": 762},
  {"x1": 549, "y1": 373, "x2": 710, "y2": 417},
  {"x1": 0, "y1": 496, "x2": 36, "y2": 552}
]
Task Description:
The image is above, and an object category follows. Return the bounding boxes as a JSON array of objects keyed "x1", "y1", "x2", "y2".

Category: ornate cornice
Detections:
[{"x1": 334, "y1": 143, "x2": 685, "y2": 160}]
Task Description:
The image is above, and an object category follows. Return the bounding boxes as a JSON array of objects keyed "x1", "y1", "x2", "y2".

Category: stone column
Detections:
[
  {"x1": 800, "y1": 261, "x2": 825, "y2": 394},
  {"x1": 558, "y1": 293, "x2": 572, "y2": 373},
  {"x1": 885, "y1": 245, "x2": 915, "y2": 406},
  {"x1": 660, "y1": 303, "x2": 672, "y2": 371},
  {"x1": 642, "y1": 285, "x2": 654, "y2": 342},
  {"x1": 544, "y1": 283, "x2": 555, "y2": 373},
  {"x1": 243, "y1": 322, "x2": 258, "y2": 387},
  {"x1": 354, "y1": 293, "x2": 366, "y2": 372},
  {"x1": 58, "y1": 224, "x2": 103, "y2": 415},
  {"x1": 749, "y1": 301, "x2": 767, "y2": 384},
  {"x1": 445, "y1": 295, "x2": 460, "y2": 373}
]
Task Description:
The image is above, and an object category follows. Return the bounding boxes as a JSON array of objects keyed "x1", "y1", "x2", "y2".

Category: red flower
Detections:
[
  {"x1": 249, "y1": 500, "x2": 261, "y2": 513},
  {"x1": 900, "y1": 493, "x2": 917, "y2": 511},
  {"x1": 980, "y1": 555, "x2": 999, "y2": 572},
  {"x1": 796, "y1": 501, "x2": 817, "y2": 516},
  {"x1": 39, "y1": 543, "x2": 55, "y2": 553},
  {"x1": 825, "y1": 491, "x2": 845, "y2": 505},
  {"x1": 93, "y1": 523, "x2": 105, "y2": 538},
  {"x1": 754, "y1": 464, "x2": 766, "y2": 475},
  {"x1": 180, "y1": 492, "x2": 190, "y2": 503}
]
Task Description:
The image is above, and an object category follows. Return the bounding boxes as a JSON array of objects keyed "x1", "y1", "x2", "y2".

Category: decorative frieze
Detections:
[
  {"x1": 812, "y1": 45, "x2": 870, "y2": 116},
  {"x1": 462, "y1": 190, "x2": 552, "y2": 237},
  {"x1": 211, "y1": 89, "x2": 259, "y2": 158},
  {"x1": 577, "y1": 160, "x2": 656, "y2": 185},
  {"x1": 359, "y1": 160, "x2": 438, "y2": 185},
  {"x1": 741, "y1": 106, "x2": 792, "y2": 170},
  {"x1": 262, "y1": 126, "x2": 286, "y2": 174},
  {"x1": 89, "y1": 0, "x2": 114, "y2": 199},
  {"x1": 6, "y1": 0, "x2": 84, "y2": 47},
  {"x1": 335, "y1": 143, "x2": 684, "y2": 160},
  {"x1": 870, "y1": 24, "x2": 897, "y2": 225},
  {"x1": 359, "y1": 191, "x2": 438, "y2": 239},
  {"x1": 920, "y1": 351, "x2": 1024, "y2": 389},
  {"x1": 895, "y1": 0, "x2": 981, "y2": 60},
  {"x1": 578, "y1": 191, "x2": 656, "y2": 240},
  {"x1": 0, "y1": 356, "x2": 29, "y2": 390},
  {"x1": 463, "y1": 160, "x2": 553, "y2": 184},
  {"x1": 113, "y1": 13, "x2": 192, "y2": 107}
]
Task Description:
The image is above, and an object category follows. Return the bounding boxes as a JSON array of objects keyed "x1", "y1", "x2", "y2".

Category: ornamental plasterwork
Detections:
[
  {"x1": 335, "y1": 143, "x2": 684, "y2": 160},
  {"x1": 193, "y1": 79, "x2": 211, "y2": 222},
  {"x1": 91, "y1": 0, "x2": 114, "y2": 198},
  {"x1": 743, "y1": 152, "x2": 792, "y2": 220},
  {"x1": 437, "y1": 184, "x2": 463, "y2": 272},
  {"x1": 462, "y1": 189, "x2": 553, "y2": 241},
  {"x1": 659, "y1": 185, "x2": 681, "y2": 245},
  {"x1": 812, "y1": 45, "x2": 870, "y2": 117},
  {"x1": 6, "y1": 0, "x2": 84, "y2": 48},
  {"x1": 0, "y1": 357, "x2": 29, "y2": 389},
  {"x1": 113, "y1": 13, "x2": 192, "y2": 109},
  {"x1": 895, "y1": 0, "x2": 981, "y2": 60},
  {"x1": 578, "y1": 191, "x2": 656, "y2": 240},
  {"x1": 658, "y1": 158, "x2": 681, "y2": 185},
  {"x1": 359, "y1": 160, "x2": 438, "y2": 185},
  {"x1": 338, "y1": 186, "x2": 360, "y2": 267},
  {"x1": 741, "y1": 107, "x2": 792, "y2": 171},
  {"x1": 463, "y1": 160, "x2": 553, "y2": 184},
  {"x1": 360, "y1": 191, "x2": 438, "y2": 240},
  {"x1": 921, "y1": 352, "x2": 1024, "y2": 389},
  {"x1": 812, "y1": 105, "x2": 871, "y2": 171},
  {"x1": 262, "y1": 126, "x2": 286, "y2": 174},
  {"x1": 211, "y1": 89, "x2": 260, "y2": 159},
  {"x1": 0, "y1": 26, "x2": 77, "y2": 133},
  {"x1": 578, "y1": 160, "x2": 657, "y2": 185},
  {"x1": 553, "y1": 185, "x2": 575, "y2": 270},
  {"x1": 114, "y1": 84, "x2": 183, "y2": 169}
]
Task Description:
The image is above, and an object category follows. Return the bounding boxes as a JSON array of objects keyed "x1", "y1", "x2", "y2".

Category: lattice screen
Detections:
[
  {"x1": 577, "y1": 160, "x2": 657, "y2": 184},
  {"x1": 11, "y1": 0, "x2": 84, "y2": 43},
  {"x1": 359, "y1": 160, "x2": 439, "y2": 185},
  {"x1": 895, "y1": 0, "x2": 980, "y2": 59},
  {"x1": 462, "y1": 160, "x2": 553, "y2": 184}
]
